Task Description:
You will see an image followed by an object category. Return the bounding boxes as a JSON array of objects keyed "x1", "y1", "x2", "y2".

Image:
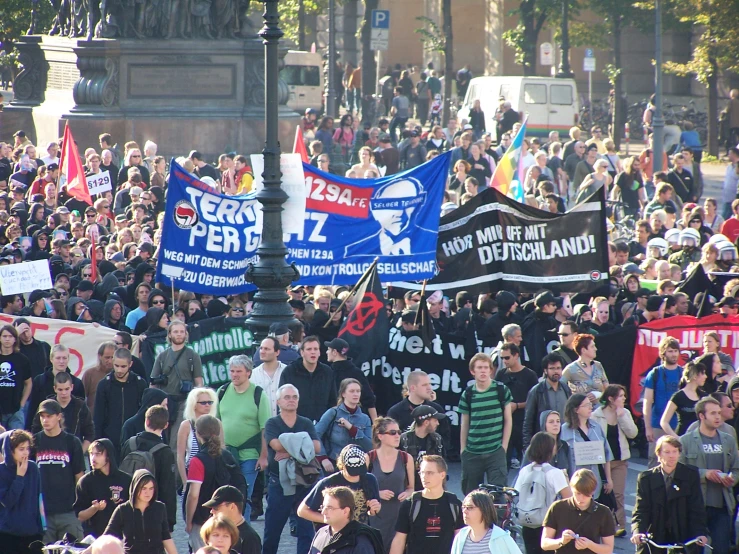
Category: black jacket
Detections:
[
  {"x1": 26, "y1": 367, "x2": 85, "y2": 429},
  {"x1": 522, "y1": 381, "x2": 572, "y2": 448},
  {"x1": 120, "y1": 388, "x2": 168, "y2": 449},
  {"x1": 330, "y1": 359, "x2": 376, "y2": 410},
  {"x1": 236, "y1": 519, "x2": 262, "y2": 554},
  {"x1": 387, "y1": 398, "x2": 451, "y2": 447},
  {"x1": 314, "y1": 520, "x2": 385, "y2": 554},
  {"x1": 279, "y1": 358, "x2": 337, "y2": 422},
  {"x1": 93, "y1": 372, "x2": 147, "y2": 456},
  {"x1": 104, "y1": 469, "x2": 171, "y2": 554},
  {"x1": 73, "y1": 438, "x2": 132, "y2": 537},
  {"x1": 30, "y1": 395, "x2": 94, "y2": 444},
  {"x1": 120, "y1": 431, "x2": 177, "y2": 530},
  {"x1": 521, "y1": 309, "x2": 558, "y2": 373},
  {"x1": 19, "y1": 338, "x2": 51, "y2": 379},
  {"x1": 631, "y1": 463, "x2": 707, "y2": 553}
]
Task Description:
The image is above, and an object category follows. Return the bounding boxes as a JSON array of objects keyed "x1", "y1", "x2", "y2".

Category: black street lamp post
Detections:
[
  {"x1": 245, "y1": 0, "x2": 300, "y2": 340},
  {"x1": 556, "y1": 0, "x2": 574, "y2": 79}
]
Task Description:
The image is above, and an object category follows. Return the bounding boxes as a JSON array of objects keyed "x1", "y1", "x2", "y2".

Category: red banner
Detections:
[
  {"x1": 630, "y1": 314, "x2": 739, "y2": 414},
  {"x1": 304, "y1": 172, "x2": 373, "y2": 219}
]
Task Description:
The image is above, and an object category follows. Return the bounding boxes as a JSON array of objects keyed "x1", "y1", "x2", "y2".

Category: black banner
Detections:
[
  {"x1": 393, "y1": 187, "x2": 609, "y2": 296},
  {"x1": 140, "y1": 317, "x2": 256, "y2": 388}
]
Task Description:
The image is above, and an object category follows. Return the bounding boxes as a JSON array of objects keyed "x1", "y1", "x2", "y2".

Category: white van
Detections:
[
  {"x1": 458, "y1": 76, "x2": 579, "y2": 140},
  {"x1": 280, "y1": 51, "x2": 324, "y2": 114}
]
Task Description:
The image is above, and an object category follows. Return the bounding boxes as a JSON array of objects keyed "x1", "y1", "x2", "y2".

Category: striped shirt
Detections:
[{"x1": 458, "y1": 381, "x2": 512, "y2": 454}]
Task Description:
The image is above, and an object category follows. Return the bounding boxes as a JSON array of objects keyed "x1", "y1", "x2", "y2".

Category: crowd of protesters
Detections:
[{"x1": 1, "y1": 96, "x2": 739, "y2": 554}]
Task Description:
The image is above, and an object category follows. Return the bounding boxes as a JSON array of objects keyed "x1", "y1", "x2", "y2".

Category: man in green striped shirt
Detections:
[{"x1": 458, "y1": 352, "x2": 512, "y2": 494}]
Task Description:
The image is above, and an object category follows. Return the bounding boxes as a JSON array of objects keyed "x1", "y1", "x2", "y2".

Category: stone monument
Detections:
[{"x1": 2, "y1": 0, "x2": 299, "y2": 159}]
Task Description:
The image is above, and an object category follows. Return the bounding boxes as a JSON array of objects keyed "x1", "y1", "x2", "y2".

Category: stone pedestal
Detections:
[{"x1": 3, "y1": 35, "x2": 299, "y2": 159}]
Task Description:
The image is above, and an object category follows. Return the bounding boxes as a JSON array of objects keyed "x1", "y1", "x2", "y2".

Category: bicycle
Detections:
[
  {"x1": 634, "y1": 533, "x2": 711, "y2": 553},
  {"x1": 478, "y1": 483, "x2": 522, "y2": 542}
]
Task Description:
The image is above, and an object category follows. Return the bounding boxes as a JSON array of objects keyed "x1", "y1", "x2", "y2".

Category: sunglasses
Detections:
[
  {"x1": 500, "y1": 355, "x2": 512, "y2": 360},
  {"x1": 197, "y1": 400, "x2": 214, "y2": 406},
  {"x1": 380, "y1": 430, "x2": 401, "y2": 436},
  {"x1": 152, "y1": 299, "x2": 166, "y2": 305},
  {"x1": 231, "y1": 307, "x2": 245, "y2": 313}
]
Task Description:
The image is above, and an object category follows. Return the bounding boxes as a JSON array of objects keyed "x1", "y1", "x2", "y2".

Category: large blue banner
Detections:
[
  {"x1": 286, "y1": 152, "x2": 450, "y2": 285},
  {"x1": 155, "y1": 161, "x2": 260, "y2": 295}
]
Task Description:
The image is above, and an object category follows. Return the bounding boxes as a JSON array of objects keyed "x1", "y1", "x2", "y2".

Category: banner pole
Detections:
[
  {"x1": 413, "y1": 279, "x2": 428, "y2": 327},
  {"x1": 171, "y1": 278, "x2": 177, "y2": 315},
  {"x1": 323, "y1": 257, "x2": 379, "y2": 328}
]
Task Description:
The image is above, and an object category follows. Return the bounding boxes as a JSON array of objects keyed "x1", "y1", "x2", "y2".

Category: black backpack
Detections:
[{"x1": 186, "y1": 448, "x2": 247, "y2": 525}]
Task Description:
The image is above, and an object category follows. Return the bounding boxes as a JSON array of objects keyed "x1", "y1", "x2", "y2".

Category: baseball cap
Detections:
[
  {"x1": 635, "y1": 287, "x2": 652, "y2": 299},
  {"x1": 115, "y1": 214, "x2": 127, "y2": 222},
  {"x1": 28, "y1": 289, "x2": 52, "y2": 304},
  {"x1": 76, "y1": 280, "x2": 94, "y2": 292},
  {"x1": 341, "y1": 446, "x2": 368, "y2": 477},
  {"x1": 717, "y1": 297, "x2": 738, "y2": 308},
  {"x1": 13, "y1": 130, "x2": 26, "y2": 138},
  {"x1": 137, "y1": 242, "x2": 154, "y2": 253},
  {"x1": 288, "y1": 299, "x2": 305, "y2": 311},
  {"x1": 268, "y1": 322, "x2": 290, "y2": 336},
  {"x1": 646, "y1": 295, "x2": 665, "y2": 312},
  {"x1": 412, "y1": 405, "x2": 448, "y2": 423},
  {"x1": 325, "y1": 338, "x2": 349, "y2": 355},
  {"x1": 410, "y1": 130, "x2": 419, "y2": 137},
  {"x1": 38, "y1": 399, "x2": 62, "y2": 415},
  {"x1": 55, "y1": 206, "x2": 70, "y2": 215},
  {"x1": 534, "y1": 291, "x2": 558, "y2": 309},
  {"x1": 622, "y1": 262, "x2": 645, "y2": 276},
  {"x1": 290, "y1": 285, "x2": 305, "y2": 292},
  {"x1": 202, "y1": 485, "x2": 244, "y2": 508}
]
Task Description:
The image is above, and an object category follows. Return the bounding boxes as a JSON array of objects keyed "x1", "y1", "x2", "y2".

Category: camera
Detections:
[{"x1": 151, "y1": 375, "x2": 168, "y2": 386}]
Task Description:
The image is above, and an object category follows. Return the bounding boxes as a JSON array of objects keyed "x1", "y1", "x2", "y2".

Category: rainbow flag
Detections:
[{"x1": 490, "y1": 117, "x2": 528, "y2": 203}]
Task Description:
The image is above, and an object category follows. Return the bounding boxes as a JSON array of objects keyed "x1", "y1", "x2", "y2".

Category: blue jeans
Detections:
[
  {"x1": 240, "y1": 459, "x2": 258, "y2": 521},
  {"x1": 1, "y1": 407, "x2": 25, "y2": 430},
  {"x1": 706, "y1": 506, "x2": 730, "y2": 553},
  {"x1": 263, "y1": 473, "x2": 314, "y2": 554}
]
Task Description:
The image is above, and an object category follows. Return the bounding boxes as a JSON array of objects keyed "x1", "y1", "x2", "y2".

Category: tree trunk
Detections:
[
  {"x1": 612, "y1": 16, "x2": 622, "y2": 150},
  {"x1": 360, "y1": 0, "x2": 378, "y2": 122},
  {"x1": 707, "y1": 59, "x2": 719, "y2": 156},
  {"x1": 520, "y1": 0, "x2": 537, "y2": 76},
  {"x1": 297, "y1": 0, "x2": 305, "y2": 50},
  {"x1": 442, "y1": 0, "x2": 453, "y2": 126}
]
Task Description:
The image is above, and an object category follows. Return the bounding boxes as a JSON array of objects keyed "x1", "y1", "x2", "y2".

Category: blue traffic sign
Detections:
[
  {"x1": 372, "y1": 10, "x2": 390, "y2": 29},
  {"x1": 585, "y1": 48, "x2": 594, "y2": 58}
]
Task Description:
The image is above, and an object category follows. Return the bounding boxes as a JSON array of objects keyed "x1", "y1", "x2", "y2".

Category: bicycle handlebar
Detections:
[
  {"x1": 638, "y1": 534, "x2": 711, "y2": 550},
  {"x1": 478, "y1": 484, "x2": 520, "y2": 498}
]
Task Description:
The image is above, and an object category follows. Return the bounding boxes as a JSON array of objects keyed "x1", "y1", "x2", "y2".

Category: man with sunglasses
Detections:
[
  {"x1": 399, "y1": 406, "x2": 446, "y2": 491},
  {"x1": 552, "y1": 321, "x2": 578, "y2": 365}
]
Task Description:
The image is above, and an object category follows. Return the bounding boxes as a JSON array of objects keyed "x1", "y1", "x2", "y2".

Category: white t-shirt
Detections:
[
  {"x1": 514, "y1": 462, "x2": 569, "y2": 506},
  {"x1": 250, "y1": 362, "x2": 286, "y2": 417}
]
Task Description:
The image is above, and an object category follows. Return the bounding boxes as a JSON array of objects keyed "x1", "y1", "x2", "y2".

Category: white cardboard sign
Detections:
[{"x1": 0, "y1": 260, "x2": 53, "y2": 295}]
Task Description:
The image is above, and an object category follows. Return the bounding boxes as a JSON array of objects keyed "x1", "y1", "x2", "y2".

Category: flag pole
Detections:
[
  {"x1": 323, "y1": 257, "x2": 379, "y2": 328},
  {"x1": 413, "y1": 279, "x2": 428, "y2": 327}
]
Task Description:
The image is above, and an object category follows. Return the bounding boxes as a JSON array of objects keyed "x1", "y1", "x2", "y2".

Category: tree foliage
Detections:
[
  {"x1": 272, "y1": 0, "x2": 328, "y2": 45},
  {"x1": 0, "y1": 0, "x2": 55, "y2": 52},
  {"x1": 503, "y1": 0, "x2": 555, "y2": 75}
]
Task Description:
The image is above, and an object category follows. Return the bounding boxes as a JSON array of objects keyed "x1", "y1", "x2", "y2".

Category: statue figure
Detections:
[
  {"x1": 49, "y1": 0, "x2": 72, "y2": 36},
  {"x1": 238, "y1": 0, "x2": 254, "y2": 37}
]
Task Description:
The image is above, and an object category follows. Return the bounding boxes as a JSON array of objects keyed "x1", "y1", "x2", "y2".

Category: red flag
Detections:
[
  {"x1": 59, "y1": 122, "x2": 92, "y2": 205},
  {"x1": 293, "y1": 125, "x2": 309, "y2": 163}
]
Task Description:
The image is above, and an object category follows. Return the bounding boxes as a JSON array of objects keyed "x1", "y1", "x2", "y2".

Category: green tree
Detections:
[
  {"x1": 275, "y1": 0, "x2": 327, "y2": 47},
  {"x1": 415, "y1": 0, "x2": 453, "y2": 125},
  {"x1": 663, "y1": 0, "x2": 739, "y2": 156},
  {"x1": 0, "y1": 0, "x2": 54, "y2": 51},
  {"x1": 503, "y1": 0, "x2": 556, "y2": 75}
]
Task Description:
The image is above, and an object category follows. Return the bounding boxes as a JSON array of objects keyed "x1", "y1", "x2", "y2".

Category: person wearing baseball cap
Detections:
[
  {"x1": 203, "y1": 486, "x2": 262, "y2": 554},
  {"x1": 298, "y1": 445, "x2": 381, "y2": 527},
  {"x1": 35, "y1": 398, "x2": 86, "y2": 543},
  {"x1": 398, "y1": 406, "x2": 446, "y2": 490},
  {"x1": 325, "y1": 338, "x2": 377, "y2": 420}
]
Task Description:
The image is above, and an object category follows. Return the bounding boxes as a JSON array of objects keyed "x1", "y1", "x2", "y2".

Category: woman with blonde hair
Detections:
[
  {"x1": 639, "y1": 257, "x2": 658, "y2": 280},
  {"x1": 200, "y1": 514, "x2": 239, "y2": 554},
  {"x1": 350, "y1": 146, "x2": 378, "y2": 176},
  {"x1": 176, "y1": 387, "x2": 222, "y2": 487},
  {"x1": 368, "y1": 417, "x2": 414, "y2": 551},
  {"x1": 603, "y1": 138, "x2": 623, "y2": 179}
]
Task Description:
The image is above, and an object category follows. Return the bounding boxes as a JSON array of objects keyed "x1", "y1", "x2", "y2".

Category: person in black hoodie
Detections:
[
  {"x1": 480, "y1": 291, "x2": 520, "y2": 347},
  {"x1": 13, "y1": 318, "x2": 51, "y2": 380},
  {"x1": 74, "y1": 438, "x2": 132, "y2": 538},
  {"x1": 120, "y1": 388, "x2": 168, "y2": 449},
  {"x1": 103, "y1": 298, "x2": 126, "y2": 330},
  {"x1": 325, "y1": 338, "x2": 377, "y2": 421},
  {"x1": 279, "y1": 336, "x2": 337, "y2": 423},
  {"x1": 27, "y1": 229, "x2": 50, "y2": 261},
  {"x1": 104, "y1": 469, "x2": 177, "y2": 554},
  {"x1": 521, "y1": 291, "x2": 560, "y2": 374},
  {"x1": 94, "y1": 348, "x2": 146, "y2": 458},
  {"x1": 25, "y1": 343, "x2": 84, "y2": 427},
  {"x1": 133, "y1": 292, "x2": 168, "y2": 335},
  {"x1": 120, "y1": 405, "x2": 177, "y2": 531}
]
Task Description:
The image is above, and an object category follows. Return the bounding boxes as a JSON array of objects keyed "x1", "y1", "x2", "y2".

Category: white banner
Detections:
[
  {"x1": 0, "y1": 315, "x2": 139, "y2": 377},
  {"x1": 250, "y1": 153, "x2": 307, "y2": 235},
  {"x1": 87, "y1": 170, "x2": 113, "y2": 196},
  {"x1": 0, "y1": 260, "x2": 53, "y2": 295}
]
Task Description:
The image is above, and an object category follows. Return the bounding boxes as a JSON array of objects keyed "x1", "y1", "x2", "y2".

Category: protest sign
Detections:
[
  {"x1": 0, "y1": 260, "x2": 53, "y2": 294},
  {"x1": 250, "y1": 153, "x2": 307, "y2": 235},
  {"x1": 139, "y1": 316, "x2": 255, "y2": 388},
  {"x1": 0, "y1": 314, "x2": 135, "y2": 376},
  {"x1": 155, "y1": 161, "x2": 260, "y2": 295},
  {"x1": 629, "y1": 314, "x2": 739, "y2": 414},
  {"x1": 286, "y1": 153, "x2": 450, "y2": 285},
  {"x1": 393, "y1": 187, "x2": 609, "y2": 296},
  {"x1": 86, "y1": 170, "x2": 112, "y2": 196}
]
